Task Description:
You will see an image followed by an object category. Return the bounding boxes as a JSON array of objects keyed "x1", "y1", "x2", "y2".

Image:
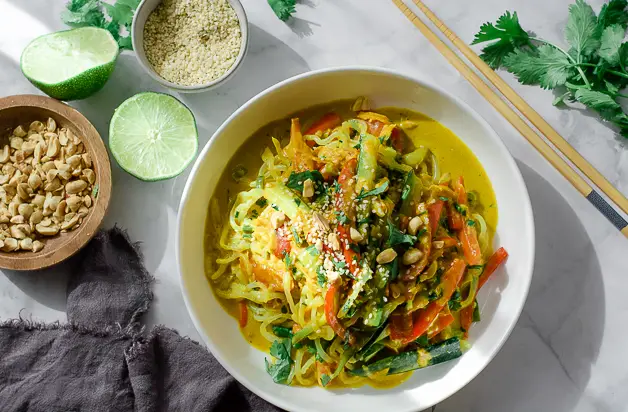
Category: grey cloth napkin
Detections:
[{"x1": 0, "y1": 227, "x2": 282, "y2": 412}]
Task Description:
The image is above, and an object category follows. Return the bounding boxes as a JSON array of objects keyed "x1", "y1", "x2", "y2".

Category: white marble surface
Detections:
[{"x1": 1, "y1": 0, "x2": 627, "y2": 410}]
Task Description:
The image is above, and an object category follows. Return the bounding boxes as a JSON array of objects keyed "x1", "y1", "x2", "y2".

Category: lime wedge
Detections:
[
  {"x1": 21, "y1": 27, "x2": 119, "y2": 101},
  {"x1": 109, "y1": 92, "x2": 198, "y2": 181}
]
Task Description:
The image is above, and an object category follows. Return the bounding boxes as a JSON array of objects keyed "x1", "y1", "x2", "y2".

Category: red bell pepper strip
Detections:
[
  {"x1": 449, "y1": 176, "x2": 466, "y2": 230},
  {"x1": 452, "y1": 176, "x2": 482, "y2": 265},
  {"x1": 459, "y1": 305, "x2": 474, "y2": 335},
  {"x1": 325, "y1": 279, "x2": 355, "y2": 345},
  {"x1": 427, "y1": 308, "x2": 454, "y2": 339},
  {"x1": 395, "y1": 259, "x2": 467, "y2": 345},
  {"x1": 305, "y1": 112, "x2": 342, "y2": 136},
  {"x1": 273, "y1": 223, "x2": 292, "y2": 258},
  {"x1": 336, "y1": 225, "x2": 360, "y2": 276},
  {"x1": 390, "y1": 128, "x2": 404, "y2": 152},
  {"x1": 390, "y1": 310, "x2": 413, "y2": 340},
  {"x1": 479, "y1": 247, "x2": 508, "y2": 289},
  {"x1": 459, "y1": 247, "x2": 509, "y2": 335},
  {"x1": 447, "y1": 202, "x2": 465, "y2": 231},
  {"x1": 454, "y1": 176, "x2": 467, "y2": 205},
  {"x1": 367, "y1": 120, "x2": 384, "y2": 136},
  {"x1": 238, "y1": 301, "x2": 248, "y2": 328},
  {"x1": 304, "y1": 113, "x2": 342, "y2": 147},
  {"x1": 434, "y1": 236, "x2": 459, "y2": 248},
  {"x1": 336, "y1": 158, "x2": 357, "y2": 221},
  {"x1": 428, "y1": 200, "x2": 444, "y2": 233},
  {"x1": 459, "y1": 223, "x2": 483, "y2": 266}
]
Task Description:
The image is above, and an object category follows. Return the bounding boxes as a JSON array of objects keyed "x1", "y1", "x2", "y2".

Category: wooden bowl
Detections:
[{"x1": 0, "y1": 95, "x2": 112, "y2": 270}]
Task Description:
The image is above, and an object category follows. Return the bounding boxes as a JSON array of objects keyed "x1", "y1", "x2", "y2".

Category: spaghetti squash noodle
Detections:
[{"x1": 205, "y1": 99, "x2": 508, "y2": 388}]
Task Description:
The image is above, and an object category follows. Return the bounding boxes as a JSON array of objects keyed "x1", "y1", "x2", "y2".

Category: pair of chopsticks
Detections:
[{"x1": 392, "y1": 0, "x2": 628, "y2": 239}]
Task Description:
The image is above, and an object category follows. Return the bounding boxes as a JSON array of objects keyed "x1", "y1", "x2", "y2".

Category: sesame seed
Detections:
[{"x1": 143, "y1": 0, "x2": 242, "y2": 86}]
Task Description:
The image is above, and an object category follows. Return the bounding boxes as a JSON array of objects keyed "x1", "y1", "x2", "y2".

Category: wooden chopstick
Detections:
[
  {"x1": 392, "y1": 0, "x2": 628, "y2": 238},
  {"x1": 410, "y1": 0, "x2": 628, "y2": 217}
]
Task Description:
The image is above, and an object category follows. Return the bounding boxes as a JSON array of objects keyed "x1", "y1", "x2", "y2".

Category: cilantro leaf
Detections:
[
  {"x1": 272, "y1": 325, "x2": 293, "y2": 338},
  {"x1": 291, "y1": 227, "x2": 302, "y2": 245},
  {"x1": 503, "y1": 44, "x2": 574, "y2": 89},
  {"x1": 598, "y1": 24, "x2": 626, "y2": 65},
  {"x1": 448, "y1": 289, "x2": 462, "y2": 312},
  {"x1": 597, "y1": 0, "x2": 628, "y2": 31},
  {"x1": 265, "y1": 338, "x2": 293, "y2": 384},
  {"x1": 286, "y1": 170, "x2": 324, "y2": 193},
  {"x1": 605, "y1": 79, "x2": 620, "y2": 94},
  {"x1": 471, "y1": 11, "x2": 532, "y2": 69},
  {"x1": 356, "y1": 181, "x2": 389, "y2": 201},
  {"x1": 117, "y1": 0, "x2": 141, "y2": 8},
  {"x1": 473, "y1": 301, "x2": 481, "y2": 322},
  {"x1": 102, "y1": 2, "x2": 133, "y2": 27},
  {"x1": 61, "y1": 0, "x2": 138, "y2": 50},
  {"x1": 386, "y1": 257, "x2": 399, "y2": 281},
  {"x1": 62, "y1": 0, "x2": 105, "y2": 27},
  {"x1": 306, "y1": 245, "x2": 319, "y2": 256},
  {"x1": 574, "y1": 89, "x2": 628, "y2": 123},
  {"x1": 401, "y1": 172, "x2": 413, "y2": 201},
  {"x1": 386, "y1": 220, "x2": 416, "y2": 247},
  {"x1": 317, "y1": 266, "x2": 327, "y2": 287},
  {"x1": 565, "y1": 0, "x2": 600, "y2": 59},
  {"x1": 117, "y1": 35, "x2": 133, "y2": 50},
  {"x1": 320, "y1": 374, "x2": 331, "y2": 387},
  {"x1": 620, "y1": 43, "x2": 628, "y2": 68},
  {"x1": 415, "y1": 334, "x2": 429, "y2": 347},
  {"x1": 335, "y1": 211, "x2": 349, "y2": 225},
  {"x1": 268, "y1": 0, "x2": 296, "y2": 22}
]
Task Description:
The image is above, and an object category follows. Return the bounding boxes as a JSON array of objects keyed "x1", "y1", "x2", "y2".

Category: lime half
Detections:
[
  {"x1": 21, "y1": 27, "x2": 119, "y2": 101},
  {"x1": 109, "y1": 92, "x2": 198, "y2": 181}
]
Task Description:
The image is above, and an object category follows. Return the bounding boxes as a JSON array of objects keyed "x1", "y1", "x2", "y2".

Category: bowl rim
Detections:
[
  {"x1": 0, "y1": 94, "x2": 112, "y2": 270},
  {"x1": 176, "y1": 66, "x2": 535, "y2": 410},
  {"x1": 131, "y1": 0, "x2": 249, "y2": 93}
]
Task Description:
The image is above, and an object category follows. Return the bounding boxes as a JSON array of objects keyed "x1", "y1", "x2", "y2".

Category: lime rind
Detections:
[
  {"x1": 20, "y1": 27, "x2": 119, "y2": 101},
  {"x1": 109, "y1": 92, "x2": 198, "y2": 181}
]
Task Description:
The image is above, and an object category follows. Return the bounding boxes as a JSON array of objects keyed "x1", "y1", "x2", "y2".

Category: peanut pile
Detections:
[{"x1": 0, "y1": 118, "x2": 95, "y2": 252}]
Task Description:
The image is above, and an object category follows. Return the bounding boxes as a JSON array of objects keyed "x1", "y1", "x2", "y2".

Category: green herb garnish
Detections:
[
  {"x1": 386, "y1": 219, "x2": 417, "y2": 247},
  {"x1": 286, "y1": 170, "x2": 324, "y2": 192},
  {"x1": 62, "y1": 0, "x2": 141, "y2": 50},
  {"x1": 472, "y1": 0, "x2": 628, "y2": 137},
  {"x1": 448, "y1": 289, "x2": 462, "y2": 311},
  {"x1": 401, "y1": 172, "x2": 413, "y2": 200},
  {"x1": 268, "y1": 0, "x2": 296, "y2": 22},
  {"x1": 231, "y1": 164, "x2": 248, "y2": 182},
  {"x1": 356, "y1": 181, "x2": 389, "y2": 200},
  {"x1": 272, "y1": 325, "x2": 293, "y2": 338},
  {"x1": 292, "y1": 227, "x2": 302, "y2": 245},
  {"x1": 454, "y1": 203, "x2": 467, "y2": 216},
  {"x1": 265, "y1": 338, "x2": 293, "y2": 384},
  {"x1": 317, "y1": 266, "x2": 327, "y2": 287},
  {"x1": 335, "y1": 211, "x2": 349, "y2": 225}
]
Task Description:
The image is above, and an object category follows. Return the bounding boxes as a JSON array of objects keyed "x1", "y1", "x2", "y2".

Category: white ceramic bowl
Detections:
[
  {"x1": 131, "y1": 0, "x2": 249, "y2": 93},
  {"x1": 177, "y1": 67, "x2": 535, "y2": 412}
]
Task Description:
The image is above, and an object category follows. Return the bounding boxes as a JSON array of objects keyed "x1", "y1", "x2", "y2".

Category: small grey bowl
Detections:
[{"x1": 131, "y1": 0, "x2": 249, "y2": 93}]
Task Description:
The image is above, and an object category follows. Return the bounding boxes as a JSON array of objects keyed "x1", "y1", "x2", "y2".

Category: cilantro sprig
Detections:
[
  {"x1": 473, "y1": 0, "x2": 628, "y2": 137},
  {"x1": 268, "y1": 0, "x2": 296, "y2": 21},
  {"x1": 356, "y1": 181, "x2": 390, "y2": 201},
  {"x1": 62, "y1": 0, "x2": 140, "y2": 50},
  {"x1": 265, "y1": 338, "x2": 293, "y2": 384}
]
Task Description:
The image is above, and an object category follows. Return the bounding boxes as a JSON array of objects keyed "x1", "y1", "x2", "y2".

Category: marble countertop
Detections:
[{"x1": 1, "y1": 0, "x2": 627, "y2": 410}]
